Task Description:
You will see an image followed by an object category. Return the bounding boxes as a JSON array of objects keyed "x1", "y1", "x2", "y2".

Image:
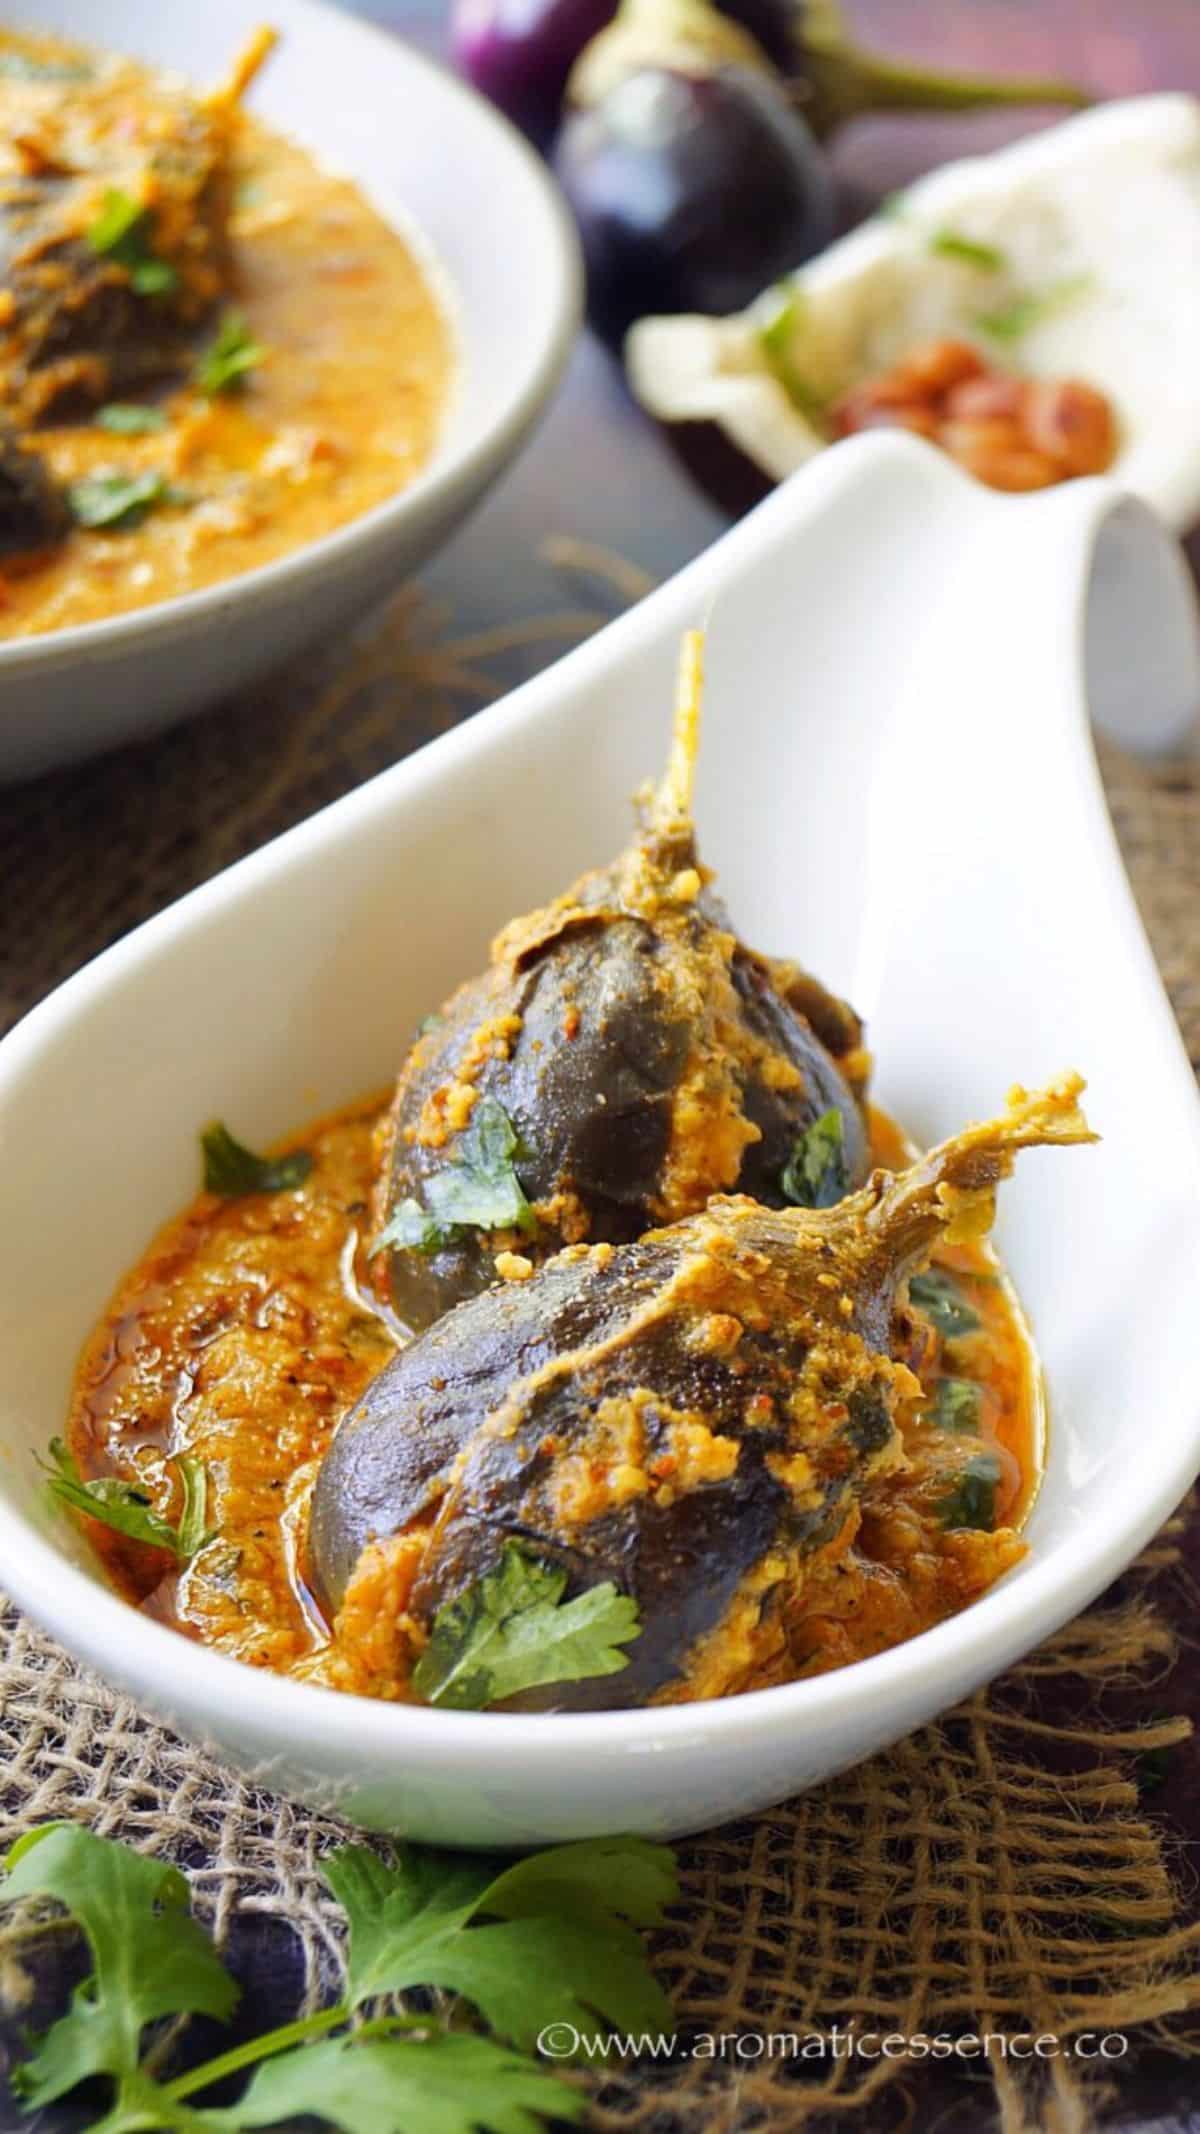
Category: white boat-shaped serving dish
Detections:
[{"x1": 0, "y1": 434, "x2": 1197, "y2": 1844}]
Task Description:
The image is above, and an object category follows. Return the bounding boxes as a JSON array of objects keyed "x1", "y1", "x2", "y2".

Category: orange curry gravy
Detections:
[
  {"x1": 0, "y1": 30, "x2": 450, "y2": 637},
  {"x1": 65, "y1": 1098, "x2": 1039, "y2": 1699}
]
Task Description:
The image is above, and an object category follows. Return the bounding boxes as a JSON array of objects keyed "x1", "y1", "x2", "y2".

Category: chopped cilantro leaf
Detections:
[
  {"x1": 908, "y1": 1266, "x2": 981, "y2": 1339},
  {"x1": 780, "y1": 1107, "x2": 847, "y2": 1210},
  {"x1": 196, "y1": 311, "x2": 264, "y2": 396},
  {"x1": 412, "y1": 1543, "x2": 641, "y2": 1710},
  {"x1": 129, "y1": 257, "x2": 176, "y2": 295},
  {"x1": 373, "y1": 1096, "x2": 535, "y2": 1258},
  {"x1": 86, "y1": 188, "x2": 143, "y2": 253},
  {"x1": 201, "y1": 1122, "x2": 313, "y2": 1197},
  {"x1": 39, "y1": 1438, "x2": 213, "y2": 1560},
  {"x1": 757, "y1": 283, "x2": 826, "y2": 424},
  {"x1": 374, "y1": 1196, "x2": 444, "y2": 1253},
  {"x1": 937, "y1": 1450, "x2": 1002, "y2": 1531},
  {"x1": 96, "y1": 402, "x2": 168, "y2": 434},
  {"x1": 926, "y1": 1376, "x2": 981, "y2": 1433},
  {"x1": 67, "y1": 470, "x2": 173, "y2": 529},
  {"x1": 930, "y1": 228, "x2": 1007, "y2": 271},
  {"x1": 973, "y1": 274, "x2": 1093, "y2": 343},
  {"x1": 85, "y1": 188, "x2": 178, "y2": 296}
]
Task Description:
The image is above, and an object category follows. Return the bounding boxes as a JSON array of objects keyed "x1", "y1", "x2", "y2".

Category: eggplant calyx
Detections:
[
  {"x1": 799, "y1": 0, "x2": 1092, "y2": 139},
  {"x1": 567, "y1": 0, "x2": 773, "y2": 111}
]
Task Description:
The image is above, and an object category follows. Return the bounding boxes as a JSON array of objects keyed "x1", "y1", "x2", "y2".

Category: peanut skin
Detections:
[
  {"x1": 1023, "y1": 378, "x2": 1116, "y2": 476},
  {"x1": 894, "y1": 337, "x2": 985, "y2": 397},
  {"x1": 831, "y1": 339, "x2": 1116, "y2": 494}
]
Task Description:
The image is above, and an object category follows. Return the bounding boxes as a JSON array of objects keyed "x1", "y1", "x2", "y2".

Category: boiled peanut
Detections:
[
  {"x1": 1023, "y1": 378, "x2": 1116, "y2": 475},
  {"x1": 893, "y1": 337, "x2": 986, "y2": 397},
  {"x1": 939, "y1": 417, "x2": 1059, "y2": 491},
  {"x1": 943, "y1": 373, "x2": 1027, "y2": 423}
]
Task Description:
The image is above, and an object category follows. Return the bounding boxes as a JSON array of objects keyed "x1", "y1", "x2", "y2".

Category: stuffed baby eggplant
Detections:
[
  {"x1": 314, "y1": 1077, "x2": 1093, "y2": 1711},
  {"x1": 374, "y1": 635, "x2": 871, "y2": 1333},
  {"x1": 0, "y1": 30, "x2": 273, "y2": 425}
]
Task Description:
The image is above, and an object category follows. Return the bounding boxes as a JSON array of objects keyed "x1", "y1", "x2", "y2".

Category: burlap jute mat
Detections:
[{"x1": 1, "y1": 568, "x2": 1198, "y2": 2132}]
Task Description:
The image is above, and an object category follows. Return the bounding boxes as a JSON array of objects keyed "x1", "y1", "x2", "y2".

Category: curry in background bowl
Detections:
[
  {"x1": 0, "y1": 21, "x2": 452, "y2": 637},
  {"x1": 52, "y1": 638, "x2": 1095, "y2": 1715}
]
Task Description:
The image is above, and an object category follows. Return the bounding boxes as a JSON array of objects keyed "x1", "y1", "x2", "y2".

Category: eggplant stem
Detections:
[
  {"x1": 856, "y1": 1073, "x2": 1096, "y2": 1272},
  {"x1": 808, "y1": 39, "x2": 1093, "y2": 131},
  {"x1": 854, "y1": 49, "x2": 1091, "y2": 115},
  {"x1": 206, "y1": 23, "x2": 277, "y2": 111},
  {"x1": 654, "y1": 628, "x2": 703, "y2": 830}
]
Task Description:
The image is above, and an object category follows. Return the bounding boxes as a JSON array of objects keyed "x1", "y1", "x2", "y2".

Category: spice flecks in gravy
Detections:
[{"x1": 66, "y1": 1098, "x2": 1039, "y2": 1693}]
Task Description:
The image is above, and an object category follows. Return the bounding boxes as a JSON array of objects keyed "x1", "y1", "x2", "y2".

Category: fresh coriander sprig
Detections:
[
  {"x1": 925, "y1": 1375, "x2": 982, "y2": 1434},
  {"x1": 96, "y1": 402, "x2": 168, "y2": 435},
  {"x1": 780, "y1": 1108, "x2": 847, "y2": 1210},
  {"x1": 201, "y1": 1122, "x2": 313, "y2": 1197},
  {"x1": 86, "y1": 188, "x2": 179, "y2": 296},
  {"x1": 756, "y1": 284, "x2": 827, "y2": 427},
  {"x1": 937, "y1": 1449, "x2": 1002, "y2": 1530},
  {"x1": 39, "y1": 1438, "x2": 213, "y2": 1560},
  {"x1": 908, "y1": 1265, "x2": 981, "y2": 1340},
  {"x1": 412, "y1": 1543, "x2": 642, "y2": 1710},
  {"x1": 973, "y1": 273, "x2": 1093, "y2": 344},
  {"x1": 374, "y1": 1096, "x2": 535, "y2": 1259},
  {"x1": 0, "y1": 1823, "x2": 677, "y2": 2129},
  {"x1": 195, "y1": 312, "x2": 265, "y2": 397},
  {"x1": 929, "y1": 227, "x2": 1008, "y2": 272},
  {"x1": 67, "y1": 470, "x2": 180, "y2": 530},
  {"x1": 2, "y1": 1823, "x2": 236, "y2": 2113}
]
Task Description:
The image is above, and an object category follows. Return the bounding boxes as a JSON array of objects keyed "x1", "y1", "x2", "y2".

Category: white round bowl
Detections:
[
  {"x1": 1, "y1": 437, "x2": 1198, "y2": 1847},
  {"x1": 0, "y1": 0, "x2": 581, "y2": 782}
]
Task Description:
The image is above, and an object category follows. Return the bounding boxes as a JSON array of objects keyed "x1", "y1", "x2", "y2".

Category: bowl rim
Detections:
[
  {"x1": 0, "y1": 0, "x2": 582, "y2": 674},
  {"x1": 1, "y1": 436, "x2": 1197, "y2": 1779}
]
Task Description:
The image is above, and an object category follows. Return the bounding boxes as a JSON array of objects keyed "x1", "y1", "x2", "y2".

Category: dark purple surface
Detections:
[
  {"x1": 555, "y1": 66, "x2": 835, "y2": 343},
  {"x1": 2, "y1": 6, "x2": 1197, "y2": 2129}
]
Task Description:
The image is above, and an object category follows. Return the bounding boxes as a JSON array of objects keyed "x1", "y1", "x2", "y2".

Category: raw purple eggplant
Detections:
[
  {"x1": 452, "y1": 0, "x2": 1090, "y2": 153},
  {"x1": 554, "y1": 63, "x2": 834, "y2": 345},
  {"x1": 450, "y1": 0, "x2": 616, "y2": 148}
]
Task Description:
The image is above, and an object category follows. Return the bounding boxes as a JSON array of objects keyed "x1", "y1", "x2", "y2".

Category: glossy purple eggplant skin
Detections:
[
  {"x1": 554, "y1": 65, "x2": 834, "y2": 345},
  {"x1": 377, "y1": 872, "x2": 869, "y2": 1336},
  {"x1": 451, "y1": 0, "x2": 617, "y2": 149}
]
